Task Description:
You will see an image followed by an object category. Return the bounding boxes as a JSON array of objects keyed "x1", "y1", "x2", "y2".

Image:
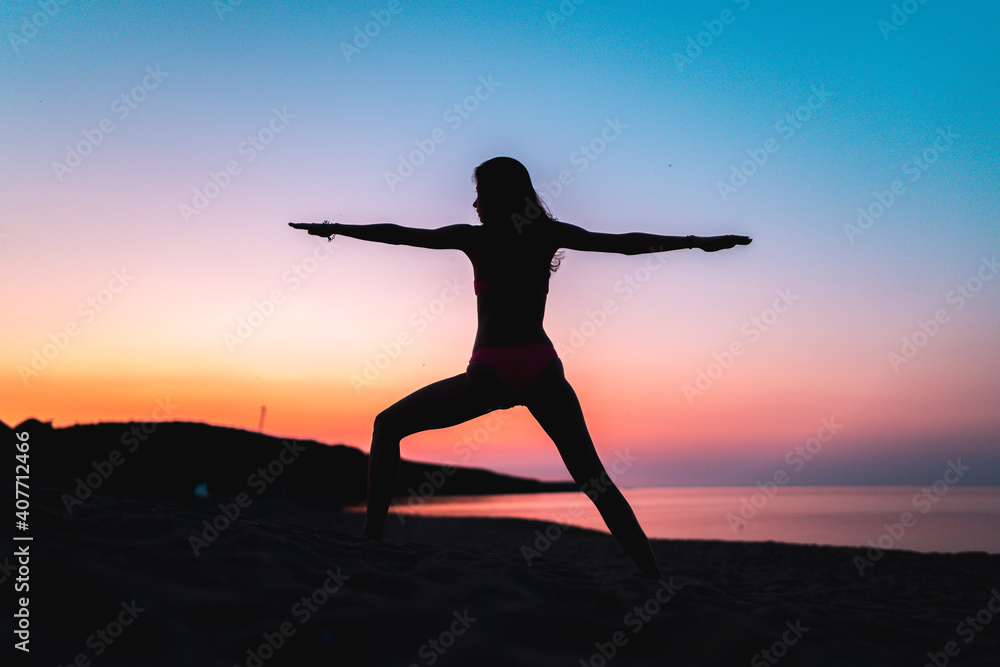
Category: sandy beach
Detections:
[{"x1": 7, "y1": 482, "x2": 999, "y2": 667}]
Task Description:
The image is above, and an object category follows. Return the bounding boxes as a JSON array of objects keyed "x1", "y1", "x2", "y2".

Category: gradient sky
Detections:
[{"x1": 2, "y1": 0, "x2": 998, "y2": 486}]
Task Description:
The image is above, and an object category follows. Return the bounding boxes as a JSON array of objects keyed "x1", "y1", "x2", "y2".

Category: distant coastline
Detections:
[{"x1": 2, "y1": 418, "x2": 576, "y2": 509}]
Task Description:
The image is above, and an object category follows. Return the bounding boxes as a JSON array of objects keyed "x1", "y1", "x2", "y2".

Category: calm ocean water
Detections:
[{"x1": 382, "y1": 486, "x2": 1000, "y2": 554}]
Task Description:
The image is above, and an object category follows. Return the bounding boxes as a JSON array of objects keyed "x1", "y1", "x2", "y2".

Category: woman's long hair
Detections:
[{"x1": 472, "y1": 157, "x2": 562, "y2": 273}]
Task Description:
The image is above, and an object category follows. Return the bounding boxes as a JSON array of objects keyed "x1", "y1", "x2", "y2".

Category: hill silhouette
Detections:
[{"x1": 6, "y1": 418, "x2": 574, "y2": 506}]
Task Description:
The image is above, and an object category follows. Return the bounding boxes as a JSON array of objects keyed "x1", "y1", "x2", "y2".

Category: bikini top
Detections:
[{"x1": 473, "y1": 278, "x2": 550, "y2": 295}]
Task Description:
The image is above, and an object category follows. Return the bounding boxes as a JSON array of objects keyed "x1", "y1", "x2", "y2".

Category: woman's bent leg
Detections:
[{"x1": 362, "y1": 364, "x2": 505, "y2": 541}]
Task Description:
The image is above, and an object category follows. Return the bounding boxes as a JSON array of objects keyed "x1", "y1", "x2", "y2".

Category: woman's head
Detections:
[
  {"x1": 472, "y1": 157, "x2": 562, "y2": 272},
  {"x1": 472, "y1": 157, "x2": 555, "y2": 231}
]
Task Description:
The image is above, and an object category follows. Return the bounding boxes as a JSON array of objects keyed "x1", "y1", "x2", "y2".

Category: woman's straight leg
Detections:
[{"x1": 525, "y1": 359, "x2": 663, "y2": 579}]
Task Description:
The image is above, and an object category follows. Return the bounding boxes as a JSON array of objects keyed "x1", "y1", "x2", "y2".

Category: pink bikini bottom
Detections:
[{"x1": 469, "y1": 344, "x2": 559, "y2": 403}]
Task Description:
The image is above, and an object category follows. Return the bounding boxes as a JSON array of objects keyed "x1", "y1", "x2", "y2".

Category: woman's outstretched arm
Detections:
[
  {"x1": 289, "y1": 222, "x2": 475, "y2": 251},
  {"x1": 553, "y1": 221, "x2": 751, "y2": 255}
]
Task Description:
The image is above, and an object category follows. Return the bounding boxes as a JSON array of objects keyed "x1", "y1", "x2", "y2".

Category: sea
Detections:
[{"x1": 380, "y1": 486, "x2": 1000, "y2": 554}]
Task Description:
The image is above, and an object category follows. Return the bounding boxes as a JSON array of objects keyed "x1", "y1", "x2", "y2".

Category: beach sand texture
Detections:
[{"x1": 8, "y1": 483, "x2": 999, "y2": 667}]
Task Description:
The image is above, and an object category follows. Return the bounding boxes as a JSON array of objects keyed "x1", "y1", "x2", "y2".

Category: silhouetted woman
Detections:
[{"x1": 291, "y1": 157, "x2": 750, "y2": 579}]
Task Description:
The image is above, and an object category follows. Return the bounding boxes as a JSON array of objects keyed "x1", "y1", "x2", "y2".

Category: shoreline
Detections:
[{"x1": 372, "y1": 485, "x2": 1000, "y2": 555}]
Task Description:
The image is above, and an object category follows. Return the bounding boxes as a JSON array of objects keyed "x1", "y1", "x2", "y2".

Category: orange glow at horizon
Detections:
[{"x1": 6, "y1": 343, "x2": 997, "y2": 482}]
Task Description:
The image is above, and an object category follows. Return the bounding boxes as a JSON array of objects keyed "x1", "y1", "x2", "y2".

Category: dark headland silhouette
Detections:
[{"x1": 5, "y1": 417, "x2": 574, "y2": 507}]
